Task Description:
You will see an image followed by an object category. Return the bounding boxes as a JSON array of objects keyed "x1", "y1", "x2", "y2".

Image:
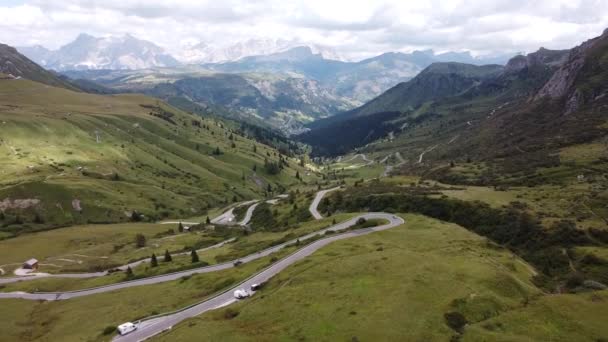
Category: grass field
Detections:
[
  {"x1": 0, "y1": 222, "x2": 225, "y2": 275},
  {"x1": 152, "y1": 214, "x2": 591, "y2": 342},
  {"x1": 464, "y1": 290, "x2": 608, "y2": 341}
]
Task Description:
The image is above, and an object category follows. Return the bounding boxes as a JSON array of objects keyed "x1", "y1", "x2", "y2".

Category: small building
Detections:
[{"x1": 23, "y1": 258, "x2": 39, "y2": 270}]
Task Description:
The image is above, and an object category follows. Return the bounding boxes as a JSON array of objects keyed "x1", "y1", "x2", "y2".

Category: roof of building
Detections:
[{"x1": 24, "y1": 258, "x2": 38, "y2": 265}]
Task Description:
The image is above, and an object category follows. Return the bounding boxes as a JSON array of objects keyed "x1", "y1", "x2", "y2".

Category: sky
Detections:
[{"x1": 1, "y1": 0, "x2": 607, "y2": 60}]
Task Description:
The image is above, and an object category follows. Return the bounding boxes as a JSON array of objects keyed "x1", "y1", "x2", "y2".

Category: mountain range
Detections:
[
  {"x1": 19, "y1": 33, "x2": 513, "y2": 72},
  {"x1": 177, "y1": 38, "x2": 347, "y2": 64},
  {"x1": 299, "y1": 27, "x2": 608, "y2": 179},
  {"x1": 18, "y1": 33, "x2": 180, "y2": 71}
]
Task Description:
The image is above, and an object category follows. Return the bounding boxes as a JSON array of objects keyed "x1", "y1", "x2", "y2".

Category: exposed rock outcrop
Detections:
[
  {"x1": 534, "y1": 28, "x2": 608, "y2": 113},
  {"x1": 504, "y1": 48, "x2": 569, "y2": 73}
]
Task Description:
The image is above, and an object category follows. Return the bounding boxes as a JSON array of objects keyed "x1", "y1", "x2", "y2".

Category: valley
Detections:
[{"x1": 0, "y1": 8, "x2": 607, "y2": 342}]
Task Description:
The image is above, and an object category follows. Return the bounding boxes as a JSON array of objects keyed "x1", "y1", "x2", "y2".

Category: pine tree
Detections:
[
  {"x1": 178, "y1": 222, "x2": 184, "y2": 232},
  {"x1": 164, "y1": 249, "x2": 172, "y2": 262},
  {"x1": 151, "y1": 253, "x2": 158, "y2": 267},
  {"x1": 295, "y1": 171, "x2": 300, "y2": 180},
  {"x1": 125, "y1": 266, "x2": 133, "y2": 277},
  {"x1": 253, "y1": 145, "x2": 257, "y2": 153},
  {"x1": 191, "y1": 249, "x2": 199, "y2": 263},
  {"x1": 206, "y1": 216, "x2": 211, "y2": 224}
]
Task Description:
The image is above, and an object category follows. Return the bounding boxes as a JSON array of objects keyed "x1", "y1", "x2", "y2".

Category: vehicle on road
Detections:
[
  {"x1": 233, "y1": 260, "x2": 243, "y2": 267},
  {"x1": 251, "y1": 283, "x2": 262, "y2": 291},
  {"x1": 117, "y1": 322, "x2": 137, "y2": 336},
  {"x1": 234, "y1": 289, "x2": 250, "y2": 299}
]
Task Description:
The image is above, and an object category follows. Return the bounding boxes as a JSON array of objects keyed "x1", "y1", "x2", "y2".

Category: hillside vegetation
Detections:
[{"x1": 0, "y1": 78, "x2": 312, "y2": 236}]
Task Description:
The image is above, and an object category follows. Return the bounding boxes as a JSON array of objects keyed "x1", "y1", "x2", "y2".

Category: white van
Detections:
[
  {"x1": 117, "y1": 322, "x2": 137, "y2": 336},
  {"x1": 233, "y1": 289, "x2": 249, "y2": 299}
]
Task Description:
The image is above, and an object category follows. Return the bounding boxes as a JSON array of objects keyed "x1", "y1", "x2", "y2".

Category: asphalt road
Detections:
[
  {"x1": 238, "y1": 202, "x2": 259, "y2": 225},
  {"x1": 211, "y1": 200, "x2": 259, "y2": 225},
  {"x1": 113, "y1": 213, "x2": 404, "y2": 342},
  {"x1": 308, "y1": 187, "x2": 340, "y2": 219},
  {"x1": 0, "y1": 187, "x2": 404, "y2": 342},
  {"x1": 0, "y1": 212, "x2": 401, "y2": 301}
]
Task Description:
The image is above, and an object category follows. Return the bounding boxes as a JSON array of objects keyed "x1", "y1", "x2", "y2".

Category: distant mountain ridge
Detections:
[
  {"x1": 177, "y1": 38, "x2": 347, "y2": 64},
  {"x1": 18, "y1": 33, "x2": 180, "y2": 71},
  {"x1": 203, "y1": 47, "x2": 513, "y2": 102}
]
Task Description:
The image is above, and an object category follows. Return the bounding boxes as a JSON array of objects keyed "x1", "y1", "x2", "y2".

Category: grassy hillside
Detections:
[
  {"x1": 0, "y1": 44, "x2": 78, "y2": 91},
  {"x1": 0, "y1": 78, "x2": 316, "y2": 236},
  {"x1": 152, "y1": 214, "x2": 601, "y2": 341}
]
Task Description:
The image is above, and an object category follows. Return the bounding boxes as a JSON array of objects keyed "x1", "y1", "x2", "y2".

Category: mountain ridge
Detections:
[{"x1": 18, "y1": 33, "x2": 180, "y2": 71}]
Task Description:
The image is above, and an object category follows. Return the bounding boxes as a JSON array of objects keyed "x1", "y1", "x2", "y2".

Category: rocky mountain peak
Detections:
[
  {"x1": 504, "y1": 48, "x2": 569, "y2": 73},
  {"x1": 534, "y1": 28, "x2": 608, "y2": 109}
]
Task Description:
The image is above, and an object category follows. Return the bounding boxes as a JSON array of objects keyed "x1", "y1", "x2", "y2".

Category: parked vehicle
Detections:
[
  {"x1": 233, "y1": 260, "x2": 243, "y2": 267},
  {"x1": 233, "y1": 289, "x2": 249, "y2": 299},
  {"x1": 117, "y1": 322, "x2": 137, "y2": 336}
]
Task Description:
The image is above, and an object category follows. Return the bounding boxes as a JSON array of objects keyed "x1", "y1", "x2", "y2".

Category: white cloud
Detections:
[{"x1": 1, "y1": 0, "x2": 607, "y2": 60}]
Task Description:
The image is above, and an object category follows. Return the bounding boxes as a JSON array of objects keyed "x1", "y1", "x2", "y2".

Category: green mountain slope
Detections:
[
  {"x1": 357, "y1": 62, "x2": 503, "y2": 115},
  {"x1": 0, "y1": 78, "x2": 312, "y2": 236},
  {"x1": 0, "y1": 43, "x2": 79, "y2": 91},
  {"x1": 300, "y1": 29, "x2": 608, "y2": 193}
]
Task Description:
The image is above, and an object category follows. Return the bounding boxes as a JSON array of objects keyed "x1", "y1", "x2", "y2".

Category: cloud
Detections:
[{"x1": 0, "y1": 0, "x2": 607, "y2": 60}]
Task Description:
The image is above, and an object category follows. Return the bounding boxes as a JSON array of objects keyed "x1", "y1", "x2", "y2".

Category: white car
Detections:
[
  {"x1": 117, "y1": 322, "x2": 137, "y2": 336},
  {"x1": 233, "y1": 289, "x2": 250, "y2": 299}
]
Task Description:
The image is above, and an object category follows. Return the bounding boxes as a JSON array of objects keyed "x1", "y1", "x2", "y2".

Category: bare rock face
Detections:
[
  {"x1": 535, "y1": 29, "x2": 608, "y2": 105},
  {"x1": 504, "y1": 48, "x2": 569, "y2": 73}
]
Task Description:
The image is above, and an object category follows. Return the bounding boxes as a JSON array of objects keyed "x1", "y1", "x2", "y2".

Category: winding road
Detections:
[
  {"x1": 0, "y1": 188, "x2": 404, "y2": 342},
  {"x1": 211, "y1": 200, "x2": 259, "y2": 225},
  {"x1": 342, "y1": 154, "x2": 373, "y2": 166},
  {"x1": 0, "y1": 212, "x2": 401, "y2": 301},
  {"x1": 308, "y1": 187, "x2": 340, "y2": 219},
  {"x1": 418, "y1": 145, "x2": 438, "y2": 163},
  {"x1": 115, "y1": 213, "x2": 403, "y2": 342},
  {"x1": 239, "y1": 202, "x2": 259, "y2": 225}
]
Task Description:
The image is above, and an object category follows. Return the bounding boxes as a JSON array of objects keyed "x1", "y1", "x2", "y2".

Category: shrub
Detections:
[
  {"x1": 102, "y1": 326, "x2": 116, "y2": 335},
  {"x1": 565, "y1": 272, "x2": 585, "y2": 289},
  {"x1": 580, "y1": 253, "x2": 606, "y2": 266},
  {"x1": 223, "y1": 308, "x2": 239, "y2": 319},
  {"x1": 444, "y1": 311, "x2": 467, "y2": 333}
]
